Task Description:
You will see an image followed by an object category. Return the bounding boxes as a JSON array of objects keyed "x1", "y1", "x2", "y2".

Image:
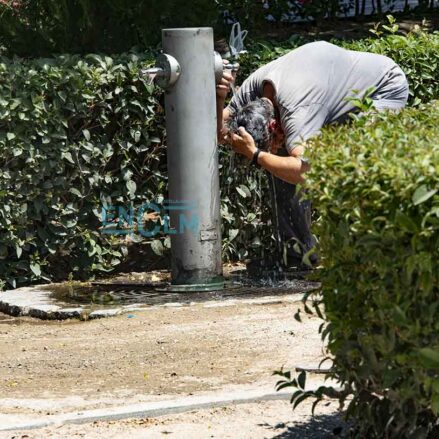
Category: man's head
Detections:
[{"x1": 228, "y1": 98, "x2": 284, "y2": 153}]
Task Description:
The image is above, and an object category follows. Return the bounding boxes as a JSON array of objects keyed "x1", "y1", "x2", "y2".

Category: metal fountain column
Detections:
[{"x1": 143, "y1": 27, "x2": 232, "y2": 291}]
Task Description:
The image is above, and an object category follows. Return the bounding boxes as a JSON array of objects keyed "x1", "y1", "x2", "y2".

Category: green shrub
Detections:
[
  {"x1": 0, "y1": 52, "x2": 167, "y2": 287},
  {"x1": 277, "y1": 102, "x2": 439, "y2": 437},
  {"x1": 0, "y1": 51, "x2": 276, "y2": 287}
]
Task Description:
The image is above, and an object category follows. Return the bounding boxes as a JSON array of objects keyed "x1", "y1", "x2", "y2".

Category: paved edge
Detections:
[{"x1": 0, "y1": 390, "x2": 299, "y2": 431}]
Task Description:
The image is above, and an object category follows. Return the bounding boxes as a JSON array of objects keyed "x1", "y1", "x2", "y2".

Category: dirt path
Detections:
[
  {"x1": 0, "y1": 299, "x2": 324, "y2": 401},
  {"x1": 0, "y1": 295, "x2": 339, "y2": 437}
]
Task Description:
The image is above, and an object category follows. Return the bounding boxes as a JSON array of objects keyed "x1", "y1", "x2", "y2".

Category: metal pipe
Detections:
[
  {"x1": 162, "y1": 28, "x2": 223, "y2": 289},
  {"x1": 223, "y1": 63, "x2": 240, "y2": 72}
]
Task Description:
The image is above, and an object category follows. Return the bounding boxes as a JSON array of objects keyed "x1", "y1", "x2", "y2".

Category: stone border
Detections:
[
  {"x1": 0, "y1": 284, "x2": 309, "y2": 321},
  {"x1": 0, "y1": 286, "x2": 137, "y2": 321}
]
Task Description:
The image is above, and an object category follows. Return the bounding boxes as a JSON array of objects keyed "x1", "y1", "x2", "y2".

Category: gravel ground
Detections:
[{"x1": 0, "y1": 290, "x2": 347, "y2": 437}]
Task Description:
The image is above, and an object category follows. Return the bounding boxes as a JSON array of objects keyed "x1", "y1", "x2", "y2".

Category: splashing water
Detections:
[
  {"x1": 269, "y1": 174, "x2": 283, "y2": 265},
  {"x1": 230, "y1": 78, "x2": 237, "y2": 98},
  {"x1": 227, "y1": 150, "x2": 235, "y2": 189}
]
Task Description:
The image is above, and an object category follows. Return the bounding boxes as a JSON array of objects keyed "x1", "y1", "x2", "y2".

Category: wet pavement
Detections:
[
  {"x1": 0, "y1": 266, "x2": 320, "y2": 320},
  {"x1": 45, "y1": 278, "x2": 319, "y2": 308}
]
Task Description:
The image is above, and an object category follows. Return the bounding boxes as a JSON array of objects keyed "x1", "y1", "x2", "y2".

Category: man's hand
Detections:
[
  {"x1": 225, "y1": 127, "x2": 309, "y2": 184},
  {"x1": 216, "y1": 60, "x2": 236, "y2": 142},
  {"x1": 227, "y1": 127, "x2": 257, "y2": 160},
  {"x1": 216, "y1": 71, "x2": 235, "y2": 101}
]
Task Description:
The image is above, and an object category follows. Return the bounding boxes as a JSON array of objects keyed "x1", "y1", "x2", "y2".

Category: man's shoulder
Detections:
[
  {"x1": 300, "y1": 40, "x2": 334, "y2": 49},
  {"x1": 269, "y1": 41, "x2": 346, "y2": 71},
  {"x1": 291, "y1": 40, "x2": 342, "y2": 54}
]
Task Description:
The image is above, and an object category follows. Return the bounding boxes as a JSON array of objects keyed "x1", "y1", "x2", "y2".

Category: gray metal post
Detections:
[{"x1": 162, "y1": 28, "x2": 223, "y2": 290}]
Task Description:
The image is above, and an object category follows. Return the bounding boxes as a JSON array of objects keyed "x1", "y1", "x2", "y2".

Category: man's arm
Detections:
[
  {"x1": 228, "y1": 127, "x2": 309, "y2": 185},
  {"x1": 216, "y1": 71, "x2": 234, "y2": 141},
  {"x1": 258, "y1": 152, "x2": 309, "y2": 184},
  {"x1": 217, "y1": 106, "x2": 231, "y2": 142}
]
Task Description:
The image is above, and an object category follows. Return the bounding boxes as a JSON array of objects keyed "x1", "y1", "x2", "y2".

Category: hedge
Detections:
[
  {"x1": 0, "y1": 25, "x2": 438, "y2": 288},
  {"x1": 0, "y1": 52, "x2": 163, "y2": 287},
  {"x1": 0, "y1": 50, "x2": 273, "y2": 288},
  {"x1": 276, "y1": 102, "x2": 439, "y2": 437}
]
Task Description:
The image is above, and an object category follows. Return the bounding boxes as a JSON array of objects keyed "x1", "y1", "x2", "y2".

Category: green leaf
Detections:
[
  {"x1": 432, "y1": 393, "x2": 439, "y2": 416},
  {"x1": 418, "y1": 348, "x2": 439, "y2": 369},
  {"x1": 236, "y1": 187, "x2": 246, "y2": 198},
  {"x1": 30, "y1": 263, "x2": 41, "y2": 277},
  {"x1": 297, "y1": 371, "x2": 306, "y2": 390},
  {"x1": 15, "y1": 245, "x2": 22, "y2": 259},
  {"x1": 412, "y1": 185, "x2": 437, "y2": 206},
  {"x1": 395, "y1": 211, "x2": 418, "y2": 233},
  {"x1": 246, "y1": 213, "x2": 256, "y2": 222},
  {"x1": 126, "y1": 180, "x2": 137, "y2": 197},
  {"x1": 151, "y1": 239, "x2": 164, "y2": 256},
  {"x1": 83, "y1": 129, "x2": 91, "y2": 141},
  {"x1": 69, "y1": 188, "x2": 82, "y2": 197},
  {"x1": 228, "y1": 229, "x2": 239, "y2": 241},
  {"x1": 392, "y1": 306, "x2": 406, "y2": 325},
  {"x1": 236, "y1": 185, "x2": 251, "y2": 198},
  {"x1": 7, "y1": 132, "x2": 16, "y2": 141},
  {"x1": 250, "y1": 236, "x2": 261, "y2": 248},
  {"x1": 62, "y1": 152, "x2": 75, "y2": 164},
  {"x1": 293, "y1": 393, "x2": 310, "y2": 410}
]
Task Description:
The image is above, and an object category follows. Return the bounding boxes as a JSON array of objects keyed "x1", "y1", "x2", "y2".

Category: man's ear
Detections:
[{"x1": 268, "y1": 119, "x2": 277, "y2": 132}]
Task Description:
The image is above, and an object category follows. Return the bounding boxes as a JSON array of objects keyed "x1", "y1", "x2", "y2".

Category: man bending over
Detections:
[{"x1": 217, "y1": 41, "x2": 408, "y2": 268}]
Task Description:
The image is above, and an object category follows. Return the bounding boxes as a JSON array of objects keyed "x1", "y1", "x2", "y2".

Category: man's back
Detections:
[{"x1": 228, "y1": 41, "x2": 398, "y2": 150}]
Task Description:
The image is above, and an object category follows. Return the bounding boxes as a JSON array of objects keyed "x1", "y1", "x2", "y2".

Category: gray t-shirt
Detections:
[{"x1": 227, "y1": 41, "x2": 397, "y2": 151}]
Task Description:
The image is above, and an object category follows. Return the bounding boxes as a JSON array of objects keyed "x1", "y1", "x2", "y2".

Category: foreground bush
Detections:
[
  {"x1": 0, "y1": 26, "x2": 438, "y2": 288},
  {"x1": 283, "y1": 102, "x2": 438, "y2": 437}
]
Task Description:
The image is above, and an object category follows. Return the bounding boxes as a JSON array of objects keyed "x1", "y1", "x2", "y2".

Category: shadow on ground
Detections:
[{"x1": 262, "y1": 412, "x2": 352, "y2": 438}]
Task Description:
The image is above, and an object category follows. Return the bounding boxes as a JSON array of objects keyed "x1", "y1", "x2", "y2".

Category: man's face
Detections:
[
  {"x1": 268, "y1": 120, "x2": 285, "y2": 155},
  {"x1": 260, "y1": 97, "x2": 285, "y2": 154}
]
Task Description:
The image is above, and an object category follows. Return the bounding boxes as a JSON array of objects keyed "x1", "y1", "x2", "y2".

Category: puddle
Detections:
[
  {"x1": 42, "y1": 275, "x2": 319, "y2": 309},
  {"x1": 0, "y1": 268, "x2": 321, "y2": 321}
]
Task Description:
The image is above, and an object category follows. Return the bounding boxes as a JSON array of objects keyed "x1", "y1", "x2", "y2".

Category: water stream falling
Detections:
[
  {"x1": 230, "y1": 78, "x2": 237, "y2": 98},
  {"x1": 268, "y1": 173, "x2": 285, "y2": 271}
]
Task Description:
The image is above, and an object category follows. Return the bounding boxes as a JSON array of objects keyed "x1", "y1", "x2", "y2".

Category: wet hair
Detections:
[{"x1": 228, "y1": 98, "x2": 275, "y2": 150}]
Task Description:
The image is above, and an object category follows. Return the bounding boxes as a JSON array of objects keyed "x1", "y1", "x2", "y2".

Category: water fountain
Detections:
[{"x1": 0, "y1": 27, "x2": 319, "y2": 320}]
